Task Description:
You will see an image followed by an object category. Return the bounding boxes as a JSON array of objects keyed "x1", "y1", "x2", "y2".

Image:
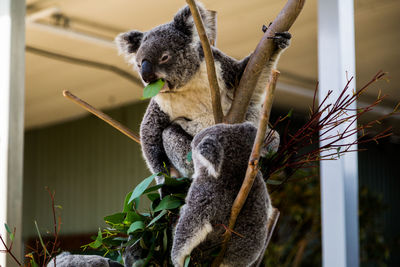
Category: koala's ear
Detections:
[
  {"x1": 193, "y1": 135, "x2": 224, "y2": 178},
  {"x1": 115, "y1": 30, "x2": 143, "y2": 55},
  {"x1": 173, "y1": 3, "x2": 217, "y2": 44}
]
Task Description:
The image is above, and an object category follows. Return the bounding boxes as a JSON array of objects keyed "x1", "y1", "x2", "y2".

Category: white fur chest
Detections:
[{"x1": 154, "y1": 62, "x2": 232, "y2": 136}]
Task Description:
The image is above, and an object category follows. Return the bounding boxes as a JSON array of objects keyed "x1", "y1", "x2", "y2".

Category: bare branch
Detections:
[
  {"x1": 186, "y1": 0, "x2": 224, "y2": 124},
  {"x1": 212, "y1": 70, "x2": 280, "y2": 266},
  {"x1": 63, "y1": 90, "x2": 141, "y2": 144},
  {"x1": 224, "y1": 0, "x2": 306, "y2": 124}
]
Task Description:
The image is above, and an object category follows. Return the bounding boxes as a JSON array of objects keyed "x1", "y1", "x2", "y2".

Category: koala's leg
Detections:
[
  {"x1": 140, "y1": 99, "x2": 172, "y2": 185},
  {"x1": 47, "y1": 252, "x2": 124, "y2": 267},
  {"x1": 171, "y1": 204, "x2": 213, "y2": 267},
  {"x1": 162, "y1": 124, "x2": 194, "y2": 178}
]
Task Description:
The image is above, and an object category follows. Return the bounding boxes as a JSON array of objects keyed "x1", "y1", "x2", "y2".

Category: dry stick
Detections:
[
  {"x1": 63, "y1": 90, "x2": 141, "y2": 144},
  {"x1": 186, "y1": 0, "x2": 223, "y2": 124},
  {"x1": 225, "y1": 0, "x2": 306, "y2": 124},
  {"x1": 63, "y1": 91, "x2": 182, "y2": 176},
  {"x1": 212, "y1": 70, "x2": 280, "y2": 267}
]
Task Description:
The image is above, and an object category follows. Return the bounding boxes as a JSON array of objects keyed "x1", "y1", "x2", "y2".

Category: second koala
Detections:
[
  {"x1": 171, "y1": 122, "x2": 273, "y2": 267},
  {"x1": 116, "y1": 2, "x2": 289, "y2": 181}
]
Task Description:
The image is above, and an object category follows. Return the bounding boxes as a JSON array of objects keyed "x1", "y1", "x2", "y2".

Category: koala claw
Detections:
[
  {"x1": 261, "y1": 22, "x2": 272, "y2": 33},
  {"x1": 269, "y1": 31, "x2": 292, "y2": 50}
]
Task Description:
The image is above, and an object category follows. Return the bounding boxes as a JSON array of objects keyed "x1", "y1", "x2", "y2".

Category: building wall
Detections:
[
  {"x1": 22, "y1": 101, "x2": 399, "y2": 265},
  {"x1": 23, "y1": 101, "x2": 150, "y2": 238}
]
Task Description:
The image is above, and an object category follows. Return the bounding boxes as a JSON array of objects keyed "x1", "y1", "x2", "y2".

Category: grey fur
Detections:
[
  {"x1": 171, "y1": 123, "x2": 272, "y2": 267},
  {"x1": 115, "y1": 2, "x2": 288, "y2": 180},
  {"x1": 123, "y1": 241, "x2": 145, "y2": 267},
  {"x1": 46, "y1": 252, "x2": 123, "y2": 267}
]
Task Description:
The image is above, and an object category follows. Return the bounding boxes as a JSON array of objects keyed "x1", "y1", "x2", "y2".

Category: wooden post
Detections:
[{"x1": 0, "y1": 0, "x2": 25, "y2": 265}]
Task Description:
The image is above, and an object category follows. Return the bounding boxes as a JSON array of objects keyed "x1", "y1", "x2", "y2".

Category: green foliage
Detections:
[
  {"x1": 142, "y1": 79, "x2": 165, "y2": 99},
  {"x1": 83, "y1": 172, "x2": 190, "y2": 266},
  {"x1": 84, "y1": 167, "x2": 389, "y2": 266}
]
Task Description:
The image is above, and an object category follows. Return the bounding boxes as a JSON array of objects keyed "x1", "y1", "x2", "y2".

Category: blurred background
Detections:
[{"x1": 22, "y1": 0, "x2": 399, "y2": 266}]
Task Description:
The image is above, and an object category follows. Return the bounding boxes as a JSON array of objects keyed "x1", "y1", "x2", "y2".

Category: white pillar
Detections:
[
  {"x1": 318, "y1": 0, "x2": 359, "y2": 266},
  {"x1": 0, "y1": 0, "x2": 25, "y2": 266}
]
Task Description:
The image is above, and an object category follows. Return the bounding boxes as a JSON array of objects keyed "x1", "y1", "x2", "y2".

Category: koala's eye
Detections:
[
  {"x1": 160, "y1": 54, "x2": 170, "y2": 64},
  {"x1": 137, "y1": 63, "x2": 141, "y2": 68}
]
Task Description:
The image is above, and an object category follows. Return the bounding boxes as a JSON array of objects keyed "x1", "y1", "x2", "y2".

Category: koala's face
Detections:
[
  {"x1": 191, "y1": 123, "x2": 257, "y2": 178},
  {"x1": 116, "y1": 4, "x2": 216, "y2": 90}
]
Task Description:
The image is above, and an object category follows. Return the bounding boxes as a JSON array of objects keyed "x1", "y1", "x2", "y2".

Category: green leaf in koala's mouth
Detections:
[{"x1": 142, "y1": 79, "x2": 165, "y2": 99}]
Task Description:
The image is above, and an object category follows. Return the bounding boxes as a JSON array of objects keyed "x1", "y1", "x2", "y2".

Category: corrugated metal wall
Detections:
[
  {"x1": 358, "y1": 140, "x2": 400, "y2": 266},
  {"x1": 23, "y1": 101, "x2": 150, "y2": 238}
]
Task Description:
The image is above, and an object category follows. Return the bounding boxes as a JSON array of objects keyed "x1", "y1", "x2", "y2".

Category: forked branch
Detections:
[{"x1": 225, "y1": 0, "x2": 306, "y2": 124}]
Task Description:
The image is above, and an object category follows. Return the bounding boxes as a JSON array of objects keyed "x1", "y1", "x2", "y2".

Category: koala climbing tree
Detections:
[
  {"x1": 61, "y1": 0, "x2": 307, "y2": 266},
  {"x1": 115, "y1": 2, "x2": 289, "y2": 185}
]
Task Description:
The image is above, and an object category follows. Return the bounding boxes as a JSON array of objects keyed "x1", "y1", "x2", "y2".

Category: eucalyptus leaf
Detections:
[
  {"x1": 124, "y1": 211, "x2": 143, "y2": 224},
  {"x1": 30, "y1": 259, "x2": 39, "y2": 267},
  {"x1": 186, "y1": 151, "x2": 192, "y2": 162},
  {"x1": 147, "y1": 193, "x2": 160, "y2": 202},
  {"x1": 143, "y1": 184, "x2": 163, "y2": 194},
  {"x1": 129, "y1": 173, "x2": 160, "y2": 204},
  {"x1": 4, "y1": 223, "x2": 11, "y2": 234},
  {"x1": 104, "y1": 212, "x2": 126, "y2": 225},
  {"x1": 267, "y1": 179, "x2": 283, "y2": 185},
  {"x1": 123, "y1": 191, "x2": 133, "y2": 212},
  {"x1": 154, "y1": 195, "x2": 182, "y2": 212},
  {"x1": 184, "y1": 256, "x2": 191, "y2": 267},
  {"x1": 163, "y1": 228, "x2": 168, "y2": 253},
  {"x1": 90, "y1": 229, "x2": 103, "y2": 249},
  {"x1": 4, "y1": 223, "x2": 14, "y2": 241},
  {"x1": 127, "y1": 221, "x2": 145, "y2": 234},
  {"x1": 142, "y1": 79, "x2": 165, "y2": 99},
  {"x1": 163, "y1": 176, "x2": 190, "y2": 187},
  {"x1": 148, "y1": 210, "x2": 167, "y2": 227}
]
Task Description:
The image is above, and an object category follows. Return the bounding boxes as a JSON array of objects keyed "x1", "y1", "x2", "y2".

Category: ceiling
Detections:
[{"x1": 25, "y1": 0, "x2": 400, "y2": 133}]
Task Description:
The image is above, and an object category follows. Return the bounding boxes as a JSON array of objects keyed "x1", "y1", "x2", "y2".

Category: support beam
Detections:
[
  {"x1": 0, "y1": 0, "x2": 25, "y2": 266},
  {"x1": 318, "y1": 0, "x2": 359, "y2": 267}
]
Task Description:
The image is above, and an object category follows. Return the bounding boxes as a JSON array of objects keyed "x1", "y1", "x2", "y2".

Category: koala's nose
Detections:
[{"x1": 141, "y1": 60, "x2": 157, "y2": 83}]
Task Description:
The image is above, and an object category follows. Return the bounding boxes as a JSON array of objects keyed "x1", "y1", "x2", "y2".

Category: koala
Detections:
[
  {"x1": 116, "y1": 2, "x2": 289, "y2": 182},
  {"x1": 171, "y1": 122, "x2": 273, "y2": 267},
  {"x1": 47, "y1": 252, "x2": 124, "y2": 267}
]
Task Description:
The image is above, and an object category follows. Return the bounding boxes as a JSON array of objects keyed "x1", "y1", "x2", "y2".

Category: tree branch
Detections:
[
  {"x1": 224, "y1": 0, "x2": 306, "y2": 124},
  {"x1": 63, "y1": 90, "x2": 141, "y2": 144},
  {"x1": 186, "y1": 0, "x2": 224, "y2": 124},
  {"x1": 212, "y1": 70, "x2": 280, "y2": 266}
]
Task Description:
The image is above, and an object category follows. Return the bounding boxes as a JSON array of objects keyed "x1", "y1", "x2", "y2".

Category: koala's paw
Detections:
[
  {"x1": 261, "y1": 129, "x2": 280, "y2": 157},
  {"x1": 270, "y1": 31, "x2": 291, "y2": 50}
]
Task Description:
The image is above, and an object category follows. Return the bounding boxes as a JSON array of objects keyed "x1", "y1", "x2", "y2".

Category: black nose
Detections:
[{"x1": 141, "y1": 60, "x2": 157, "y2": 83}]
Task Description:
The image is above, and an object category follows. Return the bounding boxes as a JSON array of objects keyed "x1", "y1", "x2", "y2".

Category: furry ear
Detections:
[
  {"x1": 193, "y1": 135, "x2": 224, "y2": 178},
  {"x1": 115, "y1": 30, "x2": 143, "y2": 55},
  {"x1": 173, "y1": 3, "x2": 217, "y2": 44}
]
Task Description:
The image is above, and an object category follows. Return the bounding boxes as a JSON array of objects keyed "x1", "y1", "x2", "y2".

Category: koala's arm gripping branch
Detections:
[
  {"x1": 186, "y1": 0, "x2": 224, "y2": 124},
  {"x1": 63, "y1": 90, "x2": 141, "y2": 144},
  {"x1": 212, "y1": 70, "x2": 280, "y2": 267},
  {"x1": 224, "y1": 0, "x2": 305, "y2": 124}
]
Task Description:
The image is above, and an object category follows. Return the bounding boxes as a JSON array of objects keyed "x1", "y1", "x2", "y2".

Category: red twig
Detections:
[{"x1": 263, "y1": 71, "x2": 395, "y2": 191}]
